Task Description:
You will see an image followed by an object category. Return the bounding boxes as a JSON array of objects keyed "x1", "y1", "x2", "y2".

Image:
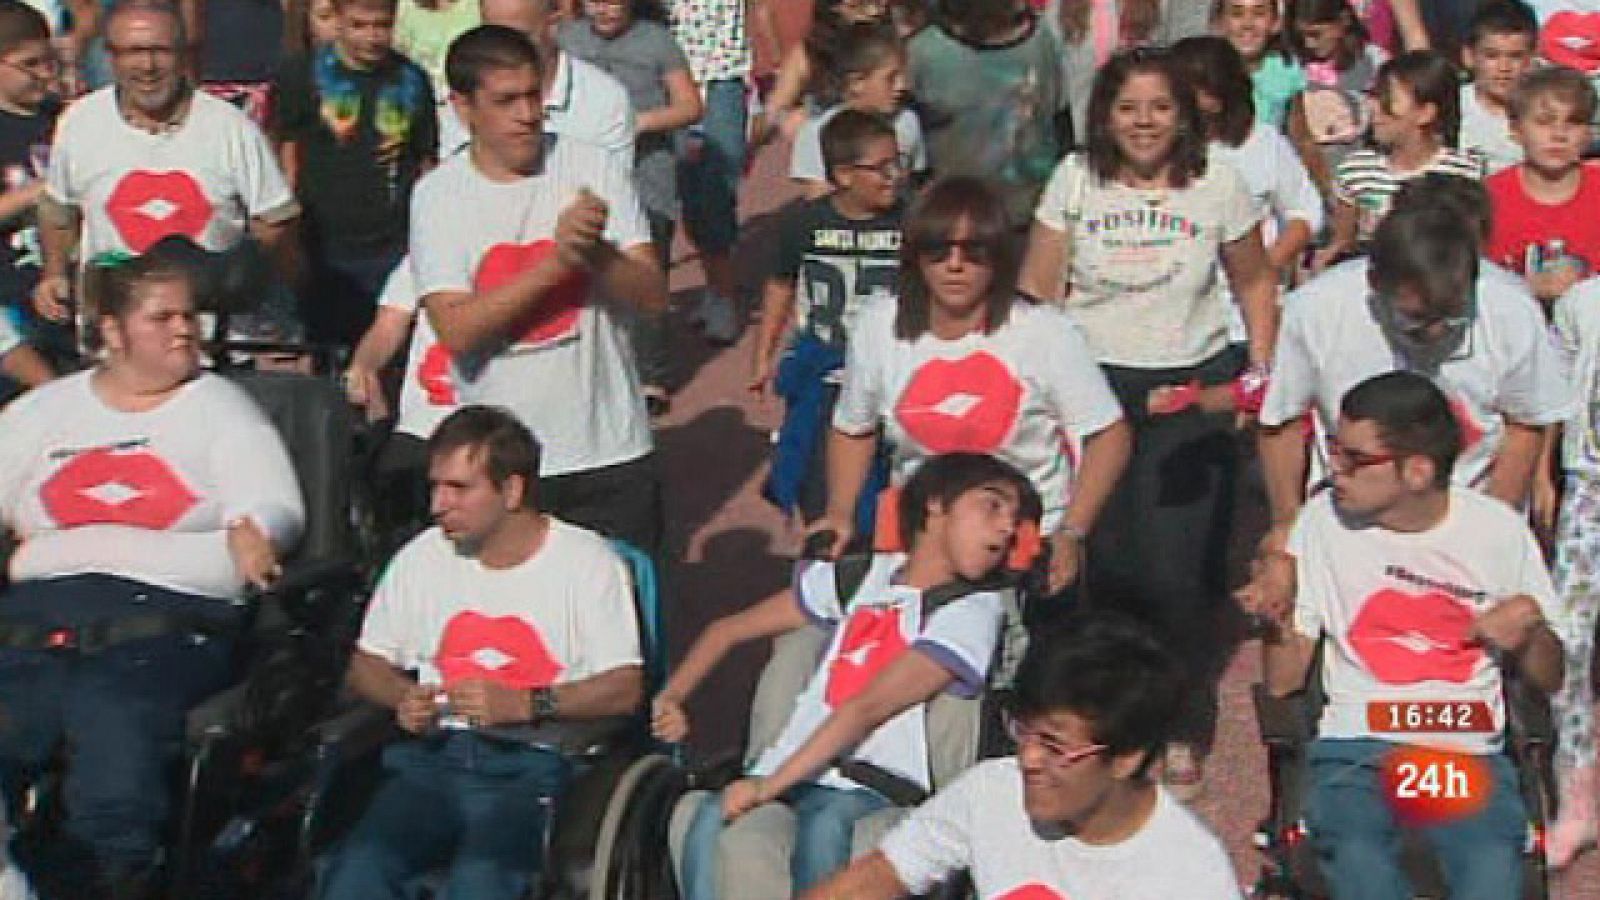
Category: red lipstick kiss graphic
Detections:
[
  {"x1": 995, "y1": 884, "x2": 1067, "y2": 900},
  {"x1": 435, "y1": 610, "x2": 565, "y2": 689},
  {"x1": 105, "y1": 170, "x2": 214, "y2": 253},
  {"x1": 1348, "y1": 588, "x2": 1484, "y2": 685},
  {"x1": 894, "y1": 352, "x2": 1024, "y2": 455},
  {"x1": 474, "y1": 240, "x2": 590, "y2": 349},
  {"x1": 825, "y1": 606, "x2": 909, "y2": 707},
  {"x1": 40, "y1": 447, "x2": 199, "y2": 529},
  {"x1": 417, "y1": 342, "x2": 457, "y2": 406}
]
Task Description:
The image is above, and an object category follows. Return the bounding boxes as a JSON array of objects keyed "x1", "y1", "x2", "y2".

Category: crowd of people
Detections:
[{"x1": 1, "y1": 0, "x2": 1600, "y2": 896}]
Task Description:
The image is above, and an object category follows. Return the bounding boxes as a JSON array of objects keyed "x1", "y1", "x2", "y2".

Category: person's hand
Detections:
[
  {"x1": 554, "y1": 188, "x2": 609, "y2": 270},
  {"x1": 651, "y1": 693, "x2": 689, "y2": 743},
  {"x1": 227, "y1": 517, "x2": 282, "y2": 591},
  {"x1": 1258, "y1": 521, "x2": 1292, "y2": 560},
  {"x1": 748, "y1": 110, "x2": 773, "y2": 148},
  {"x1": 342, "y1": 364, "x2": 389, "y2": 421},
  {"x1": 721, "y1": 777, "x2": 767, "y2": 821},
  {"x1": 445, "y1": 679, "x2": 534, "y2": 727},
  {"x1": 1236, "y1": 551, "x2": 1296, "y2": 638},
  {"x1": 32, "y1": 274, "x2": 71, "y2": 322},
  {"x1": 1473, "y1": 594, "x2": 1545, "y2": 655},
  {"x1": 396, "y1": 683, "x2": 439, "y2": 734},
  {"x1": 1046, "y1": 529, "x2": 1083, "y2": 594},
  {"x1": 803, "y1": 514, "x2": 854, "y2": 560},
  {"x1": 1309, "y1": 245, "x2": 1344, "y2": 275},
  {"x1": 748, "y1": 350, "x2": 776, "y2": 401},
  {"x1": 1529, "y1": 266, "x2": 1584, "y2": 303},
  {"x1": 1532, "y1": 472, "x2": 1560, "y2": 551}
]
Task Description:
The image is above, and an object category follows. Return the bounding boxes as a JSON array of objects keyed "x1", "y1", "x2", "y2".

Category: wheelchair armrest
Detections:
[
  {"x1": 311, "y1": 700, "x2": 400, "y2": 762},
  {"x1": 1252, "y1": 683, "x2": 1316, "y2": 745},
  {"x1": 261, "y1": 557, "x2": 362, "y2": 601},
  {"x1": 836, "y1": 760, "x2": 928, "y2": 807},
  {"x1": 685, "y1": 750, "x2": 745, "y2": 791},
  {"x1": 1506, "y1": 671, "x2": 1555, "y2": 747},
  {"x1": 187, "y1": 681, "x2": 252, "y2": 742},
  {"x1": 506, "y1": 716, "x2": 635, "y2": 758}
]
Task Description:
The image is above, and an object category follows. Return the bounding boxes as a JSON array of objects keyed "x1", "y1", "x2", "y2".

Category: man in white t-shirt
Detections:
[
  {"x1": 410, "y1": 25, "x2": 666, "y2": 552},
  {"x1": 322, "y1": 405, "x2": 643, "y2": 900},
  {"x1": 1242, "y1": 371, "x2": 1564, "y2": 899},
  {"x1": 1258, "y1": 184, "x2": 1571, "y2": 555},
  {"x1": 32, "y1": 0, "x2": 298, "y2": 329},
  {"x1": 805, "y1": 612, "x2": 1243, "y2": 900}
]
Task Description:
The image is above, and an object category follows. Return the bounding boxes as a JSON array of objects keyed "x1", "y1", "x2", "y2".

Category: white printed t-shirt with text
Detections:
[
  {"x1": 1289, "y1": 487, "x2": 1564, "y2": 754},
  {"x1": 881, "y1": 757, "x2": 1243, "y2": 900},
  {"x1": 409, "y1": 138, "x2": 652, "y2": 477},
  {"x1": 751, "y1": 554, "x2": 1003, "y2": 794}
]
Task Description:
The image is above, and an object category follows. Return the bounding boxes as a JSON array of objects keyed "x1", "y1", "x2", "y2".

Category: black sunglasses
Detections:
[{"x1": 915, "y1": 238, "x2": 995, "y2": 265}]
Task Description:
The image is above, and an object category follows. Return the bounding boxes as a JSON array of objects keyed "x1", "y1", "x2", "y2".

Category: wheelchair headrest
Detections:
[
  {"x1": 146, "y1": 234, "x2": 273, "y2": 317},
  {"x1": 871, "y1": 486, "x2": 1043, "y2": 572},
  {"x1": 224, "y1": 370, "x2": 356, "y2": 565}
]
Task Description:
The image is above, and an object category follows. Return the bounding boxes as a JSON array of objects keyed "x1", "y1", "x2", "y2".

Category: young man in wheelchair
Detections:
[
  {"x1": 1241, "y1": 370, "x2": 1566, "y2": 900},
  {"x1": 320, "y1": 405, "x2": 644, "y2": 900},
  {"x1": 808, "y1": 611, "x2": 1243, "y2": 899},
  {"x1": 650, "y1": 452, "x2": 1041, "y2": 899}
]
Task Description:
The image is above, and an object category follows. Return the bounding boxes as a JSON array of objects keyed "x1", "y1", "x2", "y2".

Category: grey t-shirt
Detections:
[{"x1": 556, "y1": 18, "x2": 688, "y2": 219}]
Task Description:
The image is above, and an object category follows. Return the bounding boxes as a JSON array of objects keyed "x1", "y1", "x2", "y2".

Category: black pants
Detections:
[{"x1": 1085, "y1": 349, "x2": 1242, "y2": 745}]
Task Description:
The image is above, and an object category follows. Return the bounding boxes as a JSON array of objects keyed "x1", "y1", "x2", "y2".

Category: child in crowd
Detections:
[
  {"x1": 756, "y1": 0, "x2": 907, "y2": 147},
  {"x1": 789, "y1": 22, "x2": 925, "y2": 200},
  {"x1": 759, "y1": 110, "x2": 903, "y2": 530},
  {"x1": 1285, "y1": 0, "x2": 1387, "y2": 199},
  {"x1": 286, "y1": 0, "x2": 342, "y2": 53},
  {"x1": 1487, "y1": 65, "x2": 1600, "y2": 304},
  {"x1": 1317, "y1": 50, "x2": 1483, "y2": 266},
  {"x1": 272, "y1": 0, "x2": 437, "y2": 349},
  {"x1": 1048, "y1": 0, "x2": 1165, "y2": 150},
  {"x1": 1459, "y1": 1, "x2": 1539, "y2": 173},
  {"x1": 1213, "y1": 0, "x2": 1306, "y2": 128},
  {"x1": 653, "y1": 452, "x2": 1042, "y2": 900},
  {"x1": 558, "y1": 0, "x2": 702, "y2": 415}
]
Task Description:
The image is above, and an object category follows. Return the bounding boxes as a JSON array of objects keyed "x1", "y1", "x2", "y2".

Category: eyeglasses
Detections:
[
  {"x1": 915, "y1": 238, "x2": 994, "y2": 266},
  {"x1": 1003, "y1": 712, "x2": 1107, "y2": 768},
  {"x1": 1324, "y1": 437, "x2": 1399, "y2": 474},
  {"x1": 846, "y1": 158, "x2": 904, "y2": 179},
  {"x1": 1386, "y1": 306, "x2": 1472, "y2": 342},
  {"x1": 0, "y1": 54, "x2": 59, "y2": 79},
  {"x1": 107, "y1": 43, "x2": 180, "y2": 60}
]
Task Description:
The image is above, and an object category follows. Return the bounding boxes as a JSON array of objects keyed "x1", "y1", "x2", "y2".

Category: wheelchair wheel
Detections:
[
  {"x1": 589, "y1": 753, "x2": 686, "y2": 900},
  {"x1": 1517, "y1": 741, "x2": 1556, "y2": 900}
]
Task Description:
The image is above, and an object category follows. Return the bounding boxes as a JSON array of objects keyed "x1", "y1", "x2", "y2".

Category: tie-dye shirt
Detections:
[
  {"x1": 670, "y1": 0, "x2": 750, "y2": 83},
  {"x1": 272, "y1": 46, "x2": 437, "y2": 254}
]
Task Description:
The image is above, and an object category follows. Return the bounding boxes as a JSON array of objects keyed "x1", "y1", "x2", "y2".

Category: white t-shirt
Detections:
[
  {"x1": 46, "y1": 88, "x2": 297, "y2": 259},
  {"x1": 409, "y1": 138, "x2": 653, "y2": 477},
  {"x1": 0, "y1": 371, "x2": 304, "y2": 599},
  {"x1": 0, "y1": 306, "x2": 20, "y2": 358},
  {"x1": 1459, "y1": 84, "x2": 1523, "y2": 175},
  {"x1": 1260, "y1": 259, "x2": 1573, "y2": 490},
  {"x1": 378, "y1": 259, "x2": 457, "y2": 441},
  {"x1": 833, "y1": 297, "x2": 1125, "y2": 532},
  {"x1": 751, "y1": 554, "x2": 1003, "y2": 793},
  {"x1": 1553, "y1": 276, "x2": 1600, "y2": 472},
  {"x1": 881, "y1": 758, "x2": 1243, "y2": 899},
  {"x1": 789, "y1": 105, "x2": 929, "y2": 184},
  {"x1": 358, "y1": 519, "x2": 641, "y2": 688},
  {"x1": 440, "y1": 53, "x2": 636, "y2": 167},
  {"x1": 1289, "y1": 487, "x2": 1564, "y2": 754},
  {"x1": 1034, "y1": 154, "x2": 1261, "y2": 368}
]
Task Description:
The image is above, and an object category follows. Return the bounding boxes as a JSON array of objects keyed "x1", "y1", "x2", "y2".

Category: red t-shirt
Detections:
[{"x1": 1486, "y1": 162, "x2": 1600, "y2": 278}]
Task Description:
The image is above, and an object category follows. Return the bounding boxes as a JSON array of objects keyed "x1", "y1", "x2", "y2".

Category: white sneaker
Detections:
[{"x1": 697, "y1": 292, "x2": 739, "y2": 345}]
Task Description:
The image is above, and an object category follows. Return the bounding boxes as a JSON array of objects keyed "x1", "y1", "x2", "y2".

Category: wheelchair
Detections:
[
  {"x1": 2, "y1": 366, "x2": 373, "y2": 899},
  {"x1": 1250, "y1": 642, "x2": 1557, "y2": 900}
]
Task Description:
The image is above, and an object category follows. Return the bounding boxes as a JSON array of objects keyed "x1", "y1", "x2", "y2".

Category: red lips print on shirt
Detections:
[
  {"x1": 105, "y1": 170, "x2": 214, "y2": 253},
  {"x1": 1446, "y1": 395, "x2": 1485, "y2": 452},
  {"x1": 996, "y1": 884, "x2": 1067, "y2": 900},
  {"x1": 1348, "y1": 588, "x2": 1484, "y2": 685},
  {"x1": 39, "y1": 447, "x2": 199, "y2": 529},
  {"x1": 435, "y1": 610, "x2": 565, "y2": 689},
  {"x1": 473, "y1": 240, "x2": 590, "y2": 350},
  {"x1": 825, "y1": 606, "x2": 909, "y2": 707},
  {"x1": 1542, "y1": 12, "x2": 1600, "y2": 74},
  {"x1": 416, "y1": 343, "x2": 457, "y2": 406},
  {"x1": 894, "y1": 352, "x2": 1024, "y2": 455}
]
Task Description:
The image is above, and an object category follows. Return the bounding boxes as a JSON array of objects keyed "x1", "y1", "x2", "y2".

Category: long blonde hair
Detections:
[{"x1": 1056, "y1": 0, "x2": 1161, "y2": 44}]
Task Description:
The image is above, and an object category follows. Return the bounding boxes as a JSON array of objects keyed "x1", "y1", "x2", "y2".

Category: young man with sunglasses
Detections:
[
  {"x1": 804, "y1": 610, "x2": 1241, "y2": 899},
  {"x1": 1257, "y1": 178, "x2": 1570, "y2": 557},
  {"x1": 1240, "y1": 370, "x2": 1565, "y2": 899}
]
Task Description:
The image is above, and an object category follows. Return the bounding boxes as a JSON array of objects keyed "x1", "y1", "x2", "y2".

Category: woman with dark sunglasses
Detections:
[
  {"x1": 811, "y1": 176, "x2": 1131, "y2": 617},
  {"x1": 1018, "y1": 48, "x2": 1279, "y2": 799}
]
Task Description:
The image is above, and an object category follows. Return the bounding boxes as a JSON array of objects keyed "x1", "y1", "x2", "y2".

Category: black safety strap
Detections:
[{"x1": 0, "y1": 612, "x2": 232, "y2": 655}]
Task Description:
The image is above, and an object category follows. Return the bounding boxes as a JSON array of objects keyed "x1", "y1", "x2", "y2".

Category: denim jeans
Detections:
[
  {"x1": 677, "y1": 79, "x2": 746, "y2": 257},
  {"x1": 0, "y1": 575, "x2": 238, "y2": 880},
  {"x1": 680, "y1": 781, "x2": 889, "y2": 899},
  {"x1": 1305, "y1": 738, "x2": 1526, "y2": 900},
  {"x1": 320, "y1": 732, "x2": 572, "y2": 900}
]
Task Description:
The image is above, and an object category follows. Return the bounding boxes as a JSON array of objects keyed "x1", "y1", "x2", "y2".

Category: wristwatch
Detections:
[{"x1": 529, "y1": 686, "x2": 559, "y2": 723}]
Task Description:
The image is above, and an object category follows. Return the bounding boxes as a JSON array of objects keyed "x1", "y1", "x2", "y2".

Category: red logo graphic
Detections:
[
  {"x1": 1447, "y1": 395, "x2": 1484, "y2": 451},
  {"x1": 473, "y1": 241, "x2": 589, "y2": 349},
  {"x1": 104, "y1": 170, "x2": 214, "y2": 253},
  {"x1": 1381, "y1": 746, "x2": 1492, "y2": 826},
  {"x1": 996, "y1": 885, "x2": 1067, "y2": 900},
  {"x1": 1348, "y1": 589, "x2": 1484, "y2": 685},
  {"x1": 894, "y1": 352, "x2": 1024, "y2": 455},
  {"x1": 435, "y1": 610, "x2": 565, "y2": 689},
  {"x1": 825, "y1": 607, "x2": 908, "y2": 707},
  {"x1": 416, "y1": 343, "x2": 456, "y2": 406},
  {"x1": 39, "y1": 447, "x2": 199, "y2": 529},
  {"x1": 1542, "y1": 12, "x2": 1600, "y2": 74}
]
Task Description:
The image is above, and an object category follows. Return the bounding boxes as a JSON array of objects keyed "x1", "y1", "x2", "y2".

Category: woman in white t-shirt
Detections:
[
  {"x1": 1018, "y1": 48, "x2": 1277, "y2": 795},
  {"x1": 813, "y1": 176, "x2": 1131, "y2": 609},
  {"x1": 0, "y1": 246, "x2": 302, "y2": 887}
]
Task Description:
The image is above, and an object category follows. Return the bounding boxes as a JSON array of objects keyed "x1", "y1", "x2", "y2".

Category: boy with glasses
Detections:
[
  {"x1": 1242, "y1": 370, "x2": 1565, "y2": 900},
  {"x1": 805, "y1": 611, "x2": 1242, "y2": 899},
  {"x1": 1258, "y1": 180, "x2": 1571, "y2": 554}
]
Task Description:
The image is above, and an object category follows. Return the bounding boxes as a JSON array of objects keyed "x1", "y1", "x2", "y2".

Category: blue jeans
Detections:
[
  {"x1": 320, "y1": 732, "x2": 571, "y2": 900},
  {"x1": 0, "y1": 575, "x2": 238, "y2": 878},
  {"x1": 681, "y1": 781, "x2": 889, "y2": 899},
  {"x1": 677, "y1": 79, "x2": 746, "y2": 256},
  {"x1": 1305, "y1": 738, "x2": 1526, "y2": 900}
]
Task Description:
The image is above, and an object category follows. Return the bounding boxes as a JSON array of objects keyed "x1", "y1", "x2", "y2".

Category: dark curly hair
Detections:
[{"x1": 1084, "y1": 48, "x2": 1210, "y2": 188}]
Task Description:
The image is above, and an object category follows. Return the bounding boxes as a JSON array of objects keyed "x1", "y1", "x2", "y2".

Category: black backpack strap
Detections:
[{"x1": 831, "y1": 552, "x2": 876, "y2": 608}]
